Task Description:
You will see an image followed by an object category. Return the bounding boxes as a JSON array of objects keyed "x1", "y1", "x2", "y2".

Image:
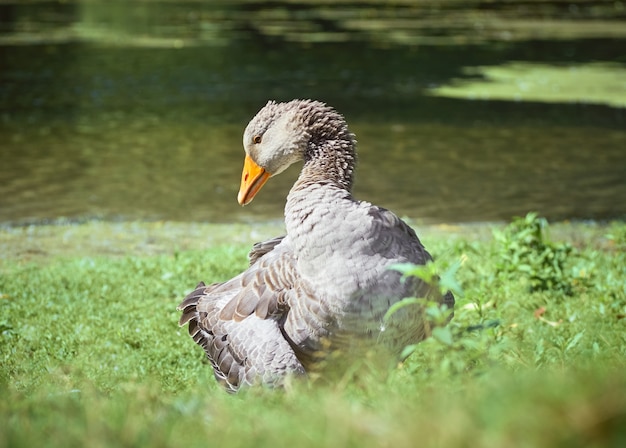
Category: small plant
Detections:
[
  {"x1": 493, "y1": 212, "x2": 574, "y2": 294},
  {"x1": 387, "y1": 258, "x2": 461, "y2": 342},
  {"x1": 388, "y1": 258, "x2": 504, "y2": 376}
]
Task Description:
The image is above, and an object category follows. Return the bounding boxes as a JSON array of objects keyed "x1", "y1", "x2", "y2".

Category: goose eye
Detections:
[{"x1": 253, "y1": 135, "x2": 262, "y2": 144}]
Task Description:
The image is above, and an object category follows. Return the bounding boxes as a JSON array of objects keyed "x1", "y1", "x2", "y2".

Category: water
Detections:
[{"x1": 1, "y1": 1, "x2": 625, "y2": 225}]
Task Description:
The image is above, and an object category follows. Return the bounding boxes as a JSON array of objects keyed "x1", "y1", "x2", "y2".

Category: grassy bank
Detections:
[{"x1": 1, "y1": 218, "x2": 625, "y2": 447}]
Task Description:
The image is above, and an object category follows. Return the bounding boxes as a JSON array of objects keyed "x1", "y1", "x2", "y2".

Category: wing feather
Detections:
[{"x1": 177, "y1": 237, "x2": 306, "y2": 392}]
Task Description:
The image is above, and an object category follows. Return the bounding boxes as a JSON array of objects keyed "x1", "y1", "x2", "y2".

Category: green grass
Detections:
[
  {"x1": 429, "y1": 62, "x2": 626, "y2": 108},
  {"x1": 1, "y1": 218, "x2": 625, "y2": 447}
]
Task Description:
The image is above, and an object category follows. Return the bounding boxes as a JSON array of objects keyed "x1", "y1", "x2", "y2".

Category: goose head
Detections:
[
  {"x1": 237, "y1": 99, "x2": 355, "y2": 206},
  {"x1": 237, "y1": 100, "x2": 312, "y2": 205}
]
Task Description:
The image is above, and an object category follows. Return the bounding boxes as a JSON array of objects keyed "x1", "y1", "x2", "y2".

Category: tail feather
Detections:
[
  {"x1": 178, "y1": 282, "x2": 207, "y2": 326},
  {"x1": 177, "y1": 278, "x2": 305, "y2": 392}
]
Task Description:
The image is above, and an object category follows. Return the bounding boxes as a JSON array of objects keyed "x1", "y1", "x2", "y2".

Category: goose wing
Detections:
[
  {"x1": 178, "y1": 238, "x2": 306, "y2": 392},
  {"x1": 247, "y1": 235, "x2": 285, "y2": 266}
]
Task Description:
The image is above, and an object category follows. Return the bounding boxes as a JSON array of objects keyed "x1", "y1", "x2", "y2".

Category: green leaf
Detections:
[
  {"x1": 383, "y1": 297, "x2": 423, "y2": 322},
  {"x1": 439, "y1": 260, "x2": 464, "y2": 297},
  {"x1": 388, "y1": 263, "x2": 420, "y2": 276},
  {"x1": 432, "y1": 327, "x2": 453, "y2": 346},
  {"x1": 389, "y1": 262, "x2": 437, "y2": 283},
  {"x1": 400, "y1": 344, "x2": 418, "y2": 360},
  {"x1": 565, "y1": 331, "x2": 585, "y2": 353}
]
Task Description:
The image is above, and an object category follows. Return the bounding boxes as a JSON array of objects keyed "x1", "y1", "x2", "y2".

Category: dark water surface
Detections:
[{"x1": 1, "y1": 1, "x2": 625, "y2": 225}]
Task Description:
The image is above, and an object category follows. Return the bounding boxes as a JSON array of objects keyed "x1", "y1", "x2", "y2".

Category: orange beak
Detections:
[{"x1": 237, "y1": 154, "x2": 271, "y2": 206}]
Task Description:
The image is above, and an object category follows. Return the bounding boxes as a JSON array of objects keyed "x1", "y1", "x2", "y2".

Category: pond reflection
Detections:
[{"x1": 1, "y1": 1, "x2": 625, "y2": 224}]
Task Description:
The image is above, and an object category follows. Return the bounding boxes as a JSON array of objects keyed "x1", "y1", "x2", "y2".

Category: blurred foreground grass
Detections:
[{"x1": 1, "y1": 218, "x2": 625, "y2": 447}]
